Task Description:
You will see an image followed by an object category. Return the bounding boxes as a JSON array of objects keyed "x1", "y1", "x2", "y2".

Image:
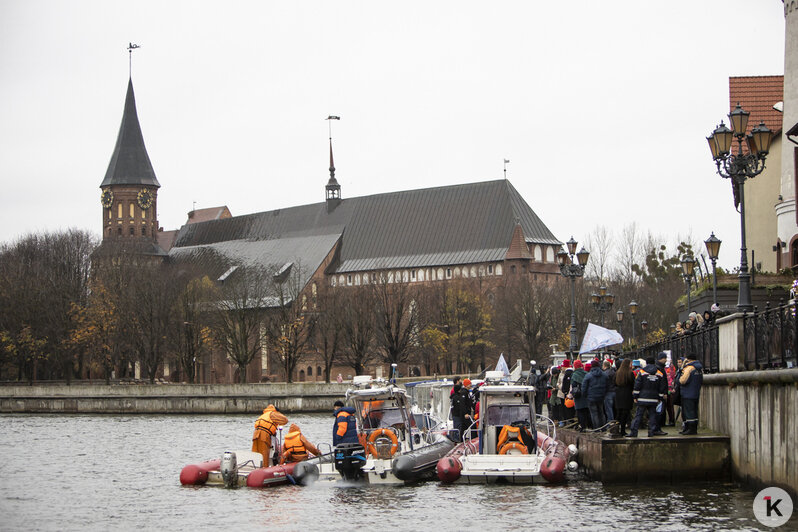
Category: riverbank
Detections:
[{"x1": 0, "y1": 383, "x2": 350, "y2": 414}]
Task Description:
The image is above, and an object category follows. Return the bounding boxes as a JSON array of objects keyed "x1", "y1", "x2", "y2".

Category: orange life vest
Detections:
[
  {"x1": 497, "y1": 424, "x2": 529, "y2": 454},
  {"x1": 253, "y1": 411, "x2": 278, "y2": 442},
  {"x1": 282, "y1": 430, "x2": 308, "y2": 461}
]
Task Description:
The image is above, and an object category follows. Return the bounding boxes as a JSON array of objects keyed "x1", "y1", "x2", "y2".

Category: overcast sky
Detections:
[{"x1": 0, "y1": 1, "x2": 787, "y2": 270}]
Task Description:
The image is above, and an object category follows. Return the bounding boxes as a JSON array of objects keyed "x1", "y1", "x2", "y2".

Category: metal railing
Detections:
[
  {"x1": 742, "y1": 300, "x2": 798, "y2": 370},
  {"x1": 638, "y1": 300, "x2": 798, "y2": 373},
  {"x1": 639, "y1": 325, "x2": 720, "y2": 373}
]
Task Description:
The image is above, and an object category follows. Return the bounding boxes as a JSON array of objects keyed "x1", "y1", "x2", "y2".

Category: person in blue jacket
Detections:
[
  {"x1": 581, "y1": 359, "x2": 609, "y2": 430},
  {"x1": 333, "y1": 400, "x2": 359, "y2": 446}
]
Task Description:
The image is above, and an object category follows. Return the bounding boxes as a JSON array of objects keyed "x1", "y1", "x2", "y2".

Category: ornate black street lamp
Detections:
[
  {"x1": 558, "y1": 237, "x2": 590, "y2": 355},
  {"x1": 641, "y1": 320, "x2": 648, "y2": 344},
  {"x1": 628, "y1": 301, "x2": 638, "y2": 347},
  {"x1": 590, "y1": 286, "x2": 615, "y2": 327},
  {"x1": 704, "y1": 232, "x2": 722, "y2": 306},
  {"x1": 707, "y1": 103, "x2": 774, "y2": 312},
  {"x1": 681, "y1": 255, "x2": 696, "y2": 314},
  {"x1": 616, "y1": 309, "x2": 624, "y2": 339}
]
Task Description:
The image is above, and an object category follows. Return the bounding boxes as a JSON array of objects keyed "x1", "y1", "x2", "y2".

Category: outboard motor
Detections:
[
  {"x1": 334, "y1": 443, "x2": 366, "y2": 481},
  {"x1": 220, "y1": 451, "x2": 238, "y2": 489}
]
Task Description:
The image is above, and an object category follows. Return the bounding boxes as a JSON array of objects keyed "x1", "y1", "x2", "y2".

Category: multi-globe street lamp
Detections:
[
  {"x1": 704, "y1": 232, "x2": 722, "y2": 306},
  {"x1": 681, "y1": 255, "x2": 696, "y2": 314},
  {"x1": 628, "y1": 301, "x2": 638, "y2": 348},
  {"x1": 557, "y1": 237, "x2": 590, "y2": 355},
  {"x1": 590, "y1": 286, "x2": 615, "y2": 327},
  {"x1": 707, "y1": 103, "x2": 774, "y2": 312}
]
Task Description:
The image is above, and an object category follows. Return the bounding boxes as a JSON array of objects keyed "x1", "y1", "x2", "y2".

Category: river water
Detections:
[{"x1": 1, "y1": 413, "x2": 794, "y2": 531}]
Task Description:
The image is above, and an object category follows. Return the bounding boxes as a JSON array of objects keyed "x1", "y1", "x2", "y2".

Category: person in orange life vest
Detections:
[
  {"x1": 362, "y1": 399, "x2": 384, "y2": 429},
  {"x1": 279, "y1": 423, "x2": 321, "y2": 464},
  {"x1": 251, "y1": 404, "x2": 288, "y2": 466}
]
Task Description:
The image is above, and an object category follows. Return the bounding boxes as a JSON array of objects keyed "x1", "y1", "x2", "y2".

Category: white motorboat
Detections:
[{"x1": 437, "y1": 372, "x2": 575, "y2": 484}]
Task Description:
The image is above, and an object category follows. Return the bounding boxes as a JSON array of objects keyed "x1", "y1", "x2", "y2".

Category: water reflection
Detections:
[{"x1": 0, "y1": 414, "x2": 793, "y2": 531}]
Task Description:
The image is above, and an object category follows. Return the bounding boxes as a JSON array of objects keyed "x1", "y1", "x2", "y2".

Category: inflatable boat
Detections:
[{"x1": 179, "y1": 449, "x2": 323, "y2": 488}]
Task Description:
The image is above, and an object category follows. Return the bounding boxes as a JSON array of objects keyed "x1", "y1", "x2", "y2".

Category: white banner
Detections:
[
  {"x1": 579, "y1": 323, "x2": 624, "y2": 354},
  {"x1": 495, "y1": 353, "x2": 510, "y2": 376}
]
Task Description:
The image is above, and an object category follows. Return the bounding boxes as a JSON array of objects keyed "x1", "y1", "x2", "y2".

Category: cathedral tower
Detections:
[{"x1": 99, "y1": 78, "x2": 161, "y2": 244}]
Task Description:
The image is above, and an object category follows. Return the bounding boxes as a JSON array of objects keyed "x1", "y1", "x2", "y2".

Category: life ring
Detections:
[
  {"x1": 366, "y1": 428, "x2": 399, "y2": 457},
  {"x1": 498, "y1": 442, "x2": 529, "y2": 455}
]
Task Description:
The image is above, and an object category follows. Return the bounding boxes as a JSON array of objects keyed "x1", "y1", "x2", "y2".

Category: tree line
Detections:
[{"x1": 0, "y1": 228, "x2": 704, "y2": 383}]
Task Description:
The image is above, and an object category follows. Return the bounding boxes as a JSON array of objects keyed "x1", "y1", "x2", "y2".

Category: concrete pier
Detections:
[
  {"x1": 558, "y1": 428, "x2": 731, "y2": 483},
  {"x1": 0, "y1": 383, "x2": 350, "y2": 414}
]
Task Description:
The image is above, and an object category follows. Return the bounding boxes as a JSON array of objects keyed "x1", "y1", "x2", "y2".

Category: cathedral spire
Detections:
[
  {"x1": 100, "y1": 77, "x2": 160, "y2": 188},
  {"x1": 325, "y1": 115, "x2": 341, "y2": 204}
]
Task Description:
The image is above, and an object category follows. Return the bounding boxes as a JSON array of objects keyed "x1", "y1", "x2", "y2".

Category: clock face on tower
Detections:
[
  {"x1": 137, "y1": 189, "x2": 153, "y2": 210},
  {"x1": 100, "y1": 189, "x2": 113, "y2": 208}
]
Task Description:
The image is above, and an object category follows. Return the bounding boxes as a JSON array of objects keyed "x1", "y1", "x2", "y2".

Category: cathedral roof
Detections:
[
  {"x1": 100, "y1": 78, "x2": 160, "y2": 188},
  {"x1": 169, "y1": 179, "x2": 560, "y2": 289}
]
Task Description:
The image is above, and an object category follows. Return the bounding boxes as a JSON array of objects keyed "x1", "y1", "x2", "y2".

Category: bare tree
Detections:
[
  {"x1": 585, "y1": 225, "x2": 614, "y2": 282},
  {"x1": 498, "y1": 275, "x2": 561, "y2": 364},
  {"x1": 262, "y1": 264, "x2": 316, "y2": 383},
  {"x1": 171, "y1": 275, "x2": 217, "y2": 383},
  {"x1": 214, "y1": 268, "x2": 269, "y2": 384},
  {"x1": 338, "y1": 286, "x2": 376, "y2": 376},
  {"x1": 313, "y1": 282, "x2": 343, "y2": 382},
  {"x1": 372, "y1": 274, "x2": 421, "y2": 366}
]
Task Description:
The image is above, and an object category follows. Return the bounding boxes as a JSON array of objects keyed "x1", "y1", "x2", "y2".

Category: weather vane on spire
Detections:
[
  {"x1": 128, "y1": 43, "x2": 141, "y2": 77},
  {"x1": 326, "y1": 115, "x2": 340, "y2": 180}
]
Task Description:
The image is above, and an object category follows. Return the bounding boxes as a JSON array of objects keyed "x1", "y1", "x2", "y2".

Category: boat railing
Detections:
[
  {"x1": 462, "y1": 419, "x2": 479, "y2": 456},
  {"x1": 535, "y1": 414, "x2": 557, "y2": 441},
  {"x1": 315, "y1": 443, "x2": 335, "y2": 463}
]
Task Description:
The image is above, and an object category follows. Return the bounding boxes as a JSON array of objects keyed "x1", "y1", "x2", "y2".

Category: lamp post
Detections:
[
  {"x1": 707, "y1": 103, "x2": 774, "y2": 312},
  {"x1": 590, "y1": 286, "x2": 615, "y2": 327},
  {"x1": 558, "y1": 237, "x2": 590, "y2": 356},
  {"x1": 681, "y1": 255, "x2": 696, "y2": 314},
  {"x1": 616, "y1": 309, "x2": 624, "y2": 339},
  {"x1": 704, "y1": 232, "x2": 722, "y2": 306},
  {"x1": 641, "y1": 320, "x2": 648, "y2": 345},
  {"x1": 628, "y1": 301, "x2": 638, "y2": 348}
]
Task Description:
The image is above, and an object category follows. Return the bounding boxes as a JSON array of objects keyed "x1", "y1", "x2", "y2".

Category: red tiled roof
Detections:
[
  {"x1": 505, "y1": 223, "x2": 532, "y2": 260},
  {"x1": 156, "y1": 229, "x2": 178, "y2": 252},
  {"x1": 728, "y1": 76, "x2": 783, "y2": 154},
  {"x1": 187, "y1": 206, "x2": 232, "y2": 225}
]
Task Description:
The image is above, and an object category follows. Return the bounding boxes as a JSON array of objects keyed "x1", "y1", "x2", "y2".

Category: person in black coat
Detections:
[
  {"x1": 614, "y1": 359, "x2": 635, "y2": 436},
  {"x1": 627, "y1": 356, "x2": 668, "y2": 437}
]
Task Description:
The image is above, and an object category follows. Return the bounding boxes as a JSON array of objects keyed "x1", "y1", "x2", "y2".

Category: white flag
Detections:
[
  {"x1": 579, "y1": 323, "x2": 623, "y2": 354},
  {"x1": 495, "y1": 353, "x2": 510, "y2": 376}
]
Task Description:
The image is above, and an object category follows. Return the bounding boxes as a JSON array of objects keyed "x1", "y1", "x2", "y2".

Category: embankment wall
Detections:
[
  {"x1": 0, "y1": 383, "x2": 350, "y2": 414},
  {"x1": 701, "y1": 368, "x2": 798, "y2": 497}
]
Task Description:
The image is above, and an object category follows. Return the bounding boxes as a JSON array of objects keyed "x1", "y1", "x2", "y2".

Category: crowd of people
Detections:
[
  {"x1": 672, "y1": 305, "x2": 723, "y2": 336},
  {"x1": 527, "y1": 351, "x2": 704, "y2": 438}
]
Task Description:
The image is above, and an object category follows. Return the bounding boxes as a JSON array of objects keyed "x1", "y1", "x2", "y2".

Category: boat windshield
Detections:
[
  {"x1": 485, "y1": 404, "x2": 533, "y2": 427},
  {"x1": 360, "y1": 406, "x2": 415, "y2": 430}
]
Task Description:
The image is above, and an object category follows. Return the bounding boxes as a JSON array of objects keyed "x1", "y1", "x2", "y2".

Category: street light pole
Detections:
[
  {"x1": 681, "y1": 255, "x2": 696, "y2": 315},
  {"x1": 616, "y1": 309, "x2": 624, "y2": 339},
  {"x1": 705, "y1": 232, "x2": 722, "y2": 306},
  {"x1": 590, "y1": 286, "x2": 615, "y2": 327},
  {"x1": 707, "y1": 104, "x2": 774, "y2": 312},
  {"x1": 628, "y1": 301, "x2": 638, "y2": 348},
  {"x1": 558, "y1": 237, "x2": 590, "y2": 356}
]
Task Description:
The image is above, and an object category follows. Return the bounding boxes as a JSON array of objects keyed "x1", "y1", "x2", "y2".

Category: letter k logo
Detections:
[{"x1": 764, "y1": 496, "x2": 783, "y2": 517}]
